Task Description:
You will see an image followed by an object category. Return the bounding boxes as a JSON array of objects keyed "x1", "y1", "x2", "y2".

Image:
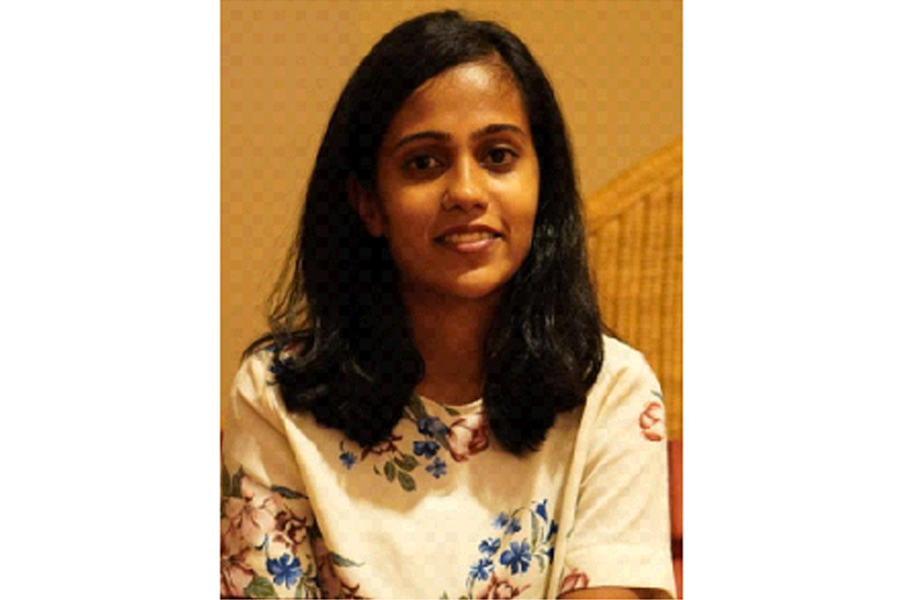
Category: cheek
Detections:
[
  {"x1": 379, "y1": 202, "x2": 441, "y2": 272},
  {"x1": 500, "y1": 165, "x2": 539, "y2": 244},
  {"x1": 376, "y1": 180, "x2": 429, "y2": 240},
  {"x1": 509, "y1": 191, "x2": 539, "y2": 250},
  {"x1": 383, "y1": 201, "x2": 433, "y2": 243},
  {"x1": 516, "y1": 213, "x2": 537, "y2": 259}
]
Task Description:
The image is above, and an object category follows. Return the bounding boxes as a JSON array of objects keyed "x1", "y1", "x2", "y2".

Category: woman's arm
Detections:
[
  {"x1": 221, "y1": 353, "x2": 320, "y2": 599},
  {"x1": 554, "y1": 340, "x2": 676, "y2": 599}
]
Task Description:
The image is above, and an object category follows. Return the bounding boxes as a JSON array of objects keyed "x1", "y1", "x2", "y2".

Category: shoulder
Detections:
[
  {"x1": 594, "y1": 335, "x2": 659, "y2": 394},
  {"x1": 583, "y1": 335, "x2": 665, "y2": 435},
  {"x1": 228, "y1": 346, "x2": 290, "y2": 429},
  {"x1": 600, "y1": 335, "x2": 652, "y2": 374}
]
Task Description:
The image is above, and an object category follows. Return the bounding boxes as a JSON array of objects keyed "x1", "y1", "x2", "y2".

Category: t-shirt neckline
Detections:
[{"x1": 417, "y1": 393, "x2": 484, "y2": 415}]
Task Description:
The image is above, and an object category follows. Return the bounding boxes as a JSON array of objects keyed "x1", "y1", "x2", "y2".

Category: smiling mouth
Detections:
[{"x1": 437, "y1": 231, "x2": 501, "y2": 244}]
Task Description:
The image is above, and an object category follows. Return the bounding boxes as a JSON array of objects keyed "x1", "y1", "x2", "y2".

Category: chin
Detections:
[
  {"x1": 438, "y1": 275, "x2": 511, "y2": 302},
  {"x1": 403, "y1": 265, "x2": 521, "y2": 304},
  {"x1": 447, "y1": 286, "x2": 503, "y2": 301}
]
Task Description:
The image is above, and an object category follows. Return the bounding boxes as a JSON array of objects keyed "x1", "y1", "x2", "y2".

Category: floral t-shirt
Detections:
[{"x1": 221, "y1": 336, "x2": 676, "y2": 599}]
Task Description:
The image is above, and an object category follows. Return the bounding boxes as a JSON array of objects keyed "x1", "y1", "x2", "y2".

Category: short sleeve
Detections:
[
  {"x1": 558, "y1": 342, "x2": 676, "y2": 598},
  {"x1": 220, "y1": 353, "x2": 321, "y2": 599}
]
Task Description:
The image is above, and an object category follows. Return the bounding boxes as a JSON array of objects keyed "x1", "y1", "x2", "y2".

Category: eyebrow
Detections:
[{"x1": 391, "y1": 123, "x2": 527, "y2": 151}]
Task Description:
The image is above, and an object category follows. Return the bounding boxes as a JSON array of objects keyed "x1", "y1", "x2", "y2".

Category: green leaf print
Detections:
[
  {"x1": 531, "y1": 511, "x2": 540, "y2": 548},
  {"x1": 294, "y1": 562, "x2": 320, "y2": 600},
  {"x1": 244, "y1": 575, "x2": 277, "y2": 598},
  {"x1": 384, "y1": 460, "x2": 397, "y2": 482},
  {"x1": 407, "y1": 394, "x2": 428, "y2": 421},
  {"x1": 443, "y1": 405, "x2": 460, "y2": 416},
  {"x1": 229, "y1": 466, "x2": 245, "y2": 498},
  {"x1": 329, "y1": 552, "x2": 365, "y2": 567},
  {"x1": 296, "y1": 576, "x2": 320, "y2": 600},
  {"x1": 221, "y1": 463, "x2": 230, "y2": 496},
  {"x1": 271, "y1": 485, "x2": 307, "y2": 500},
  {"x1": 397, "y1": 470, "x2": 416, "y2": 491},
  {"x1": 393, "y1": 453, "x2": 419, "y2": 472}
]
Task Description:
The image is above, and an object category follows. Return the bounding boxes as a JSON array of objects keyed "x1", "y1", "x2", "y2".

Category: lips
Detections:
[
  {"x1": 434, "y1": 225, "x2": 502, "y2": 244},
  {"x1": 435, "y1": 225, "x2": 501, "y2": 254},
  {"x1": 440, "y1": 231, "x2": 498, "y2": 244}
]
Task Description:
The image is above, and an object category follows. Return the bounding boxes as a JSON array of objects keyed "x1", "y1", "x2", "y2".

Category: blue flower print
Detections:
[
  {"x1": 469, "y1": 557, "x2": 494, "y2": 581},
  {"x1": 417, "y1": 416, "x2": 449, "y2": 437},
  {"x1": 546, "y1": 520, "x2": 559, "y2": 541},
  {"x1": 493, "y1": 512, "x2": 510, "y2": 529},
  {"x1": 535, "y1": 499, "x2": 548, "y2": 521},
  {"x1": 500, "y1": 540, "x2": 532, "y2": 575},
  {"x1": 339, "y1": 451, "x2": 357, "y2": 469},
  {"x1": 504, "y1": 517, "x2": 522, "y2": 535},
  {"x1": 267, "y1": 553, "x2": 302, "y2": 588},
  {"x1": 479, "y1": 537, "x2": 501, "y2": 556},
  {"x1": 413, "y1": 440, "x2": 439, "y2": 459},
  {"x1": 426, "y1": 457, "x2": 447, "y2": 478}
]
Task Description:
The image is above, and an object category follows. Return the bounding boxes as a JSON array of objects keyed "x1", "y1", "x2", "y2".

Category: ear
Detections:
[{"x1": 348, "y1": 175, "x2": 385, "y2": 237}]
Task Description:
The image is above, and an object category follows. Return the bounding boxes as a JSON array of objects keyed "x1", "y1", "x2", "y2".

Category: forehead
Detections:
[{"x1": 384, "y1": 61, "x2": 530, "y2": 139}]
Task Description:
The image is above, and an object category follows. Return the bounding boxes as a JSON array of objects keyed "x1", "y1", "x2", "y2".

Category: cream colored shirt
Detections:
[{"x1": 221, "y1": 336, "x2": 676, "y2": 599}]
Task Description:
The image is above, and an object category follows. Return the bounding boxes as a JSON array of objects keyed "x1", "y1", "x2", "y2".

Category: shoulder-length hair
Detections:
[{"x1": 248, "y1": 10, "x2": 605, "y2": 455}]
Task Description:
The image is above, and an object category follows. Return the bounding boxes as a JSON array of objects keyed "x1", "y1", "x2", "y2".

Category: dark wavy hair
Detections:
[{"x1": 247, "y1": 10, "x2": 606, "y2": 455}]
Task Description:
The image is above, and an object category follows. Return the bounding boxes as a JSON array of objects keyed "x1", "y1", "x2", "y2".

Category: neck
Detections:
[{"x1": 403, "y1": 285, "x2": 500, "y2": 406}]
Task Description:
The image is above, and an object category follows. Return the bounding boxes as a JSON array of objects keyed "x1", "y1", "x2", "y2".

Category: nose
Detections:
[{"x1": 442, "y1": 156, "x2": 487, "y2": 212}]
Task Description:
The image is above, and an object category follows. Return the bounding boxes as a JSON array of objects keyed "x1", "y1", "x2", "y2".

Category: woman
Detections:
[{"x1": 221, "y1": 10, "x2": 675, "y2": 599}]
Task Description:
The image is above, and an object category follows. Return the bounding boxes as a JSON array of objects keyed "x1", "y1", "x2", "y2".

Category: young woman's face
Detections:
[{"x1": 357, "y1": 60, "x2": 540, "y2": 304}]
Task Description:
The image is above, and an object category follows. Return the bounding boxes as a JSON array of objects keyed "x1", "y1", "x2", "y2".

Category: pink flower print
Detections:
[
  {"x1": 475, "y1": 573, "x2": 530, "y2": 599},
  {"x1": 221, "y1": 476, "x2": 281, "y2": 555},
  {"x1": 220, "y1": 545, "x2": 255, "y2": 598},
  {"x1": 446, "y1": 411, "x2": 490, "y2": 462},
  {"x1": 558, "y1": 569, "x2": 590, "y2": 596},
  {"x1": 271, "y1": 510, "x2": 310, "y2": 557},
  {"x1": 639, "y1": 400, "x2": 666, "y2": 442}
]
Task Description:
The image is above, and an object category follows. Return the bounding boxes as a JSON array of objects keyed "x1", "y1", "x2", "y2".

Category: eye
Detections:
[
  {"x1": 404, "y1": 154, "x2": 442, "y2": 172},
  {"x1": 481, "y1": 147, "x2": 518, "y2": 170}
]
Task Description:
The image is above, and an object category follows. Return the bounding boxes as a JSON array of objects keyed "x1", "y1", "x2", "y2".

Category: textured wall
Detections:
[
  {"x1": 586, "y1": 138, "x2": 683, "y2": 438},
  {"x1": 221, "y1": 0, "x2": 682, "y2": 406}
]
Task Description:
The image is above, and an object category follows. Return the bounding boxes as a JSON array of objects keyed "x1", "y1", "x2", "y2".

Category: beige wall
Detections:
[{"x1": 221, "y1": 0, "x2": 682, "y2": 403}]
